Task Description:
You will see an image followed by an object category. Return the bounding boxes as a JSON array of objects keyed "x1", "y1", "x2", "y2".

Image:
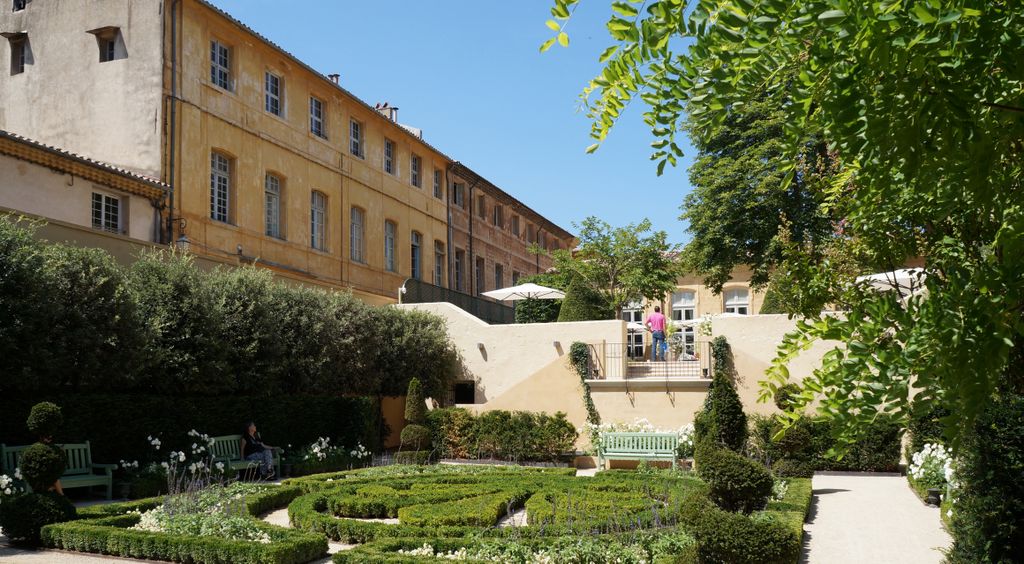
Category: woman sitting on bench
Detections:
[{"x1": 240, "y1": 422, "x2": 277, "y2": 480}]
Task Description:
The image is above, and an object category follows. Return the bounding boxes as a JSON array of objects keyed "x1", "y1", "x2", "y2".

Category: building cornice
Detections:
[{"x1": 0, "y1": 130, "x2": 168, "y2": 201}]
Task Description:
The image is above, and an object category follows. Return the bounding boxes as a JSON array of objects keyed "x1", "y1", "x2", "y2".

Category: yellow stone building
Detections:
[{"x1": 0, "y1": 0, "x2": 573, "y2": 305}]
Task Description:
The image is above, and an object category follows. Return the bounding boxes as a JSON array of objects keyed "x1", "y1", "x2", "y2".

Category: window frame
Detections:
[
  {"x1": 209, "y1": 39, "x2": 232, "y2": 91},
  {"x1": 310, "y1": 190, "x2": 327, "y2": 251},
  {"x1": 433, "y1": 168, "x2": 442, "y2": 199},
  {"x1": 494, "y1": 263, "x2": 504, "y2": 290},
  {"x1": 350, "y1": 206, "x2": 365, "y2": 263},
  {"x1": 476, "y1": 195, "x2": 486, "y2": 218},
  {"x1": 475, "y1": 256, "x2": 485, "y2": 294},
  {"x1": 90, "y1": 191, "x2": 122, "y2": 234},
  {"x1": 384, "y1": 220, "x2": 397, "y2": 272},
  {"x1": 453, "y1": 182, "x2": 465, "y2": 208},
  {"x1": 383, "y1": 138, "x2": 395, "y2": 175},
  {"x1": 264, "y1": 173, "x2": 283, "y2": 239},
  {"x1": 410, "y1": 231, "x2": 422, "y2": 280},
  {"x1": 511, "y1": 215, "x2": 520, "y2": 237},
  {"x1": 264, "y1": 71, "x2": 283, "y2": 117},
  {"x1": 492, "y1": 204, "x2": 504, "y2": 228},
  {"x1": 454, "y1": 249, "x2": 465, "y2": 292},
  {"x1": 434, "y1": 240, "x2": 445, "y2": 286},
  {"x1": 9, "y1": 35, "x2": 27, "y2": 75},
  {"x1": 410, "y1": 154, "x2": 422, "y2": 188},
  {"x1": 349, "y1": 120, "x2": 363, "y2": 158},
  {"x1": 723, "y1": 288, "x2": 750, "y2": 315},
  {"x1": 209, "y1": 151, "x2": 231, "y2": 223},
  {"x1": 309, "y1": 96, "x2": 326, "y2": 139}
]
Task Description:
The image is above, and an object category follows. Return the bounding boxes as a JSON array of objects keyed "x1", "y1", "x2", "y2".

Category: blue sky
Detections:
[{"x1": 207, "y1": 0, "x2": 696, "y2": 244}]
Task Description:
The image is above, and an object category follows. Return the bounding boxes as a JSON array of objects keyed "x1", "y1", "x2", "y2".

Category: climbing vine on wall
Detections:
[{"x1": 569, "y1": 342, "x2": 601, "y2": 426}]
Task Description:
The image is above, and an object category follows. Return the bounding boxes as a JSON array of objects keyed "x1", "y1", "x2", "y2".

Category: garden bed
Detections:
[
  {"x1": 283, "y1": 465, "x2": 812, "y2": 563},
  {"x1": 41, "y1": 484, "x2": 326, "y2": 564}
]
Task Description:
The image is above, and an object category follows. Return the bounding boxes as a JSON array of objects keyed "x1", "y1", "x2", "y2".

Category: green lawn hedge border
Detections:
[{"x1": 41, "y1": 485, "x2": 319, "y2": 564}]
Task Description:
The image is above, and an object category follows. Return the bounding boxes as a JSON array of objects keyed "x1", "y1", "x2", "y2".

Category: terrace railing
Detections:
[
  {"x1": 402, "y1": 278, "x2": 515, "y2": 325},
  {"x1": 584, "y1": 341, "x2": 712, "y2": 381}
]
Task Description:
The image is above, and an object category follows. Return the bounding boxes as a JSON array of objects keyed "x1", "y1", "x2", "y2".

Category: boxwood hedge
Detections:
[{"x1": 40, "y1": 485, "x2": 322, "y2": 564}]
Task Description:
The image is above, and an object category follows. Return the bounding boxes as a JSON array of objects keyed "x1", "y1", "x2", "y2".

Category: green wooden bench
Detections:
[
  {"x1": 0, "y1": 441, "x2": 115, "y2": 499},
  {"x1": 209, "y1": 434, "x2": 280, "y2": 478},
  {"x1": 598, "y1": 432, "x2": 679, "y2": 470}
]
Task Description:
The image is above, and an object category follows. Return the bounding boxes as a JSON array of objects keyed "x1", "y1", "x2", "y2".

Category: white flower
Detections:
[
  {"x1": 4, "y1": 488, "x2": 10, "y2": 495},
  {"x1": 161, "y1": 462, "x2": 169, "y2": 469},
  {"x1": 13, "y1": 468, "x2": 21, "y2": 480},
  {"x1": 179, "y1": 452, "x2": 186, "y2": 462},
  {"x1": 947, "y1": 509, "x2": 953, "y2": 518},
  {"x1": 215, "y1": 462, "x2": 225, "y2": 472}
]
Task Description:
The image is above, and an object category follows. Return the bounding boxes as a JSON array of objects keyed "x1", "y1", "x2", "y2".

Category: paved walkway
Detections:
[{"x1": 802, "y1": 473, "x2": 952, "y2": 564}]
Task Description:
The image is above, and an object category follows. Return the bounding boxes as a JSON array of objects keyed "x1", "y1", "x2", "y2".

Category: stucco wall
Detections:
[
  {"x1": 0, "y1": 154, "x2": 158, "y2": 242},
  {"x1": 710, "y1": 314, "x2": 838, "y2": 416},
  {"x1": 420, "y1": 309, "x2": 836, "y2": 445},
  {"x1": 396, "y1": 302, "x2": 624, "y2": 403},
  {"x1": 0, "y1": 0, "x2": 164, "y2": 177}
]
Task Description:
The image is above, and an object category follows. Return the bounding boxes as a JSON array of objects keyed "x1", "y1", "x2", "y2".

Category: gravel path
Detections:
[{"x1": 801, "y1": 473, "x2": 952, "y2": 564}]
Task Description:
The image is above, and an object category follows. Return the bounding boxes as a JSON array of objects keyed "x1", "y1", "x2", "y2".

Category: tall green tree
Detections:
[
  {"x1": 683, "y1": 96, "x2": 837, "y2": 292},
  {"x1": 546, "y1": 0, "x2": 1023, "y2": 448},
  {"x1": 548, "y1": 216, "x2": 680, "y2": 316}
]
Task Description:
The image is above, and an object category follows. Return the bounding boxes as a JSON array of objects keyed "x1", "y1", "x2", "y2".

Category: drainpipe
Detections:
[{"x1": 167, "y1": 0, "x2": 181, "y2": 245}]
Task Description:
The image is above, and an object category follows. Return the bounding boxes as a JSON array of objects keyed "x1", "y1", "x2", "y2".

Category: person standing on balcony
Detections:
[{"x1": 645, "y1": 306, "x2": 667, "y2": 361}]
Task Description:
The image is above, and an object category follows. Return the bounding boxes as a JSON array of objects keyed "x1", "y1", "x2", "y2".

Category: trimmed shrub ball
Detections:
[
  {"x1": 696, "y1": 444, "x2": 773, "y2": 514},
  {"x1": 400, "y1": 424, "x2": 431, "y2": 451},
  {"x1": 772, "y1": 458, "x2": 816, "y2": 478},
  {"x1": 26, "y1": 402, "x2": 63, "y2": 440},
  {"x1": 680, "y1": 491, "x2": 800, "y2": 564},
  {"x1": 20, "y1": 443, "x2": 66, "y2": 492},
  {"x1": 0, "y1": 492, "x2": 77, "y2": 545}
]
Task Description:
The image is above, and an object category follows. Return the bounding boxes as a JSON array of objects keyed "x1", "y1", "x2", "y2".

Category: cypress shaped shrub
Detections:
[{"x1": 694, "y1": 337, "x2": 747, "y2": 452}]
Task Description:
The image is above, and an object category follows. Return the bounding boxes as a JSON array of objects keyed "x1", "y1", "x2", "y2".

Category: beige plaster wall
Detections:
[
  {"x1": 0, "y1": 154, "x2": 159, "y2": 241},
  {"x1": 0, "y1": 0, "x2": 165, "y2": 177},
  {"x1": 442, "y1": 313, "x2": 836, "y2": 447},
  {"x1": 711, "y1": 314, "x2": 838, "y2": 416},
  {"x1": 395, "y1": 302, "x2": 624, "y2": 403}
]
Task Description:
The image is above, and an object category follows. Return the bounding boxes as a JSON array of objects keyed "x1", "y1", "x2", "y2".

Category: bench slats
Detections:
[
  {"x1": 598, "y1": 432, "x2": 679, "y2": 470},
  {"x1": 0, "y1": 441, "x2": 112, "y2": 499}
]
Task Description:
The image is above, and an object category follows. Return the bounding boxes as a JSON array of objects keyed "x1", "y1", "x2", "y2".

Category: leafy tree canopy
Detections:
[
  {"x1": 547, "y1": 216, "x2": 681, "y2": 316},
  {"x1": 545, "y1": 0, "x2": 1024, "y2": 449},
  {"x1": 682, "y1": 95, "x2": 838, "y2": 292}
]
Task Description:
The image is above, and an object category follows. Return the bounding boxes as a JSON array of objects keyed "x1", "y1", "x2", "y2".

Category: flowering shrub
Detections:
[
  {"x1": 908, "y1": 443, "x2": 955, "y2": 491},
  {"x1": 131, "y1": 482, "x2": 271, "y2": 543},
  {"x1": 0, "y1": 469, "x2": 24, "y2": 500},
  {"x1": 587, "y1": 418, "x2": 695, "y2": 458},
  {"x1": 394, "y1": 539, "x2": 652, "y2": 563},
  {"x1": 286, "y1": 437, "x2": 371, "y2": 475}
]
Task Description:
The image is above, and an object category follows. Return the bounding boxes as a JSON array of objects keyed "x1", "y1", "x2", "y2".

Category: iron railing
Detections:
[
  {"x1": 402, "y1": 278, "x2": 515, "y2": 325},
  {"x1": 584, "y1": 341, "x2": 712, "y2": 380}
]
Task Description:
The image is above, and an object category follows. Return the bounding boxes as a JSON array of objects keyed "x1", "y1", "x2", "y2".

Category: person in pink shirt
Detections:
[{"x1": 645, "y1": 306, "x2": 667, "y2": 361}]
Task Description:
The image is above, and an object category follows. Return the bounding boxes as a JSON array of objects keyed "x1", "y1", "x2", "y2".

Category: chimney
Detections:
[
  {"x1": 327, "y1": 73, "x2": 340, "y2": 84},
  {"x1": 374, "y1": 102, "x2": 399, "y2": 122}
]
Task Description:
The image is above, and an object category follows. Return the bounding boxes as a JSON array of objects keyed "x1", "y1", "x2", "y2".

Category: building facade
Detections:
[
  {"x1": 0, "y1": 130, "x2": 166, "y2": 253},
  {"x1": 0, "y1": 0, "x2": 573, "y2": 304},
  {"x1": 625, "y1": 266, "x2": 767, "y2": 358}
]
